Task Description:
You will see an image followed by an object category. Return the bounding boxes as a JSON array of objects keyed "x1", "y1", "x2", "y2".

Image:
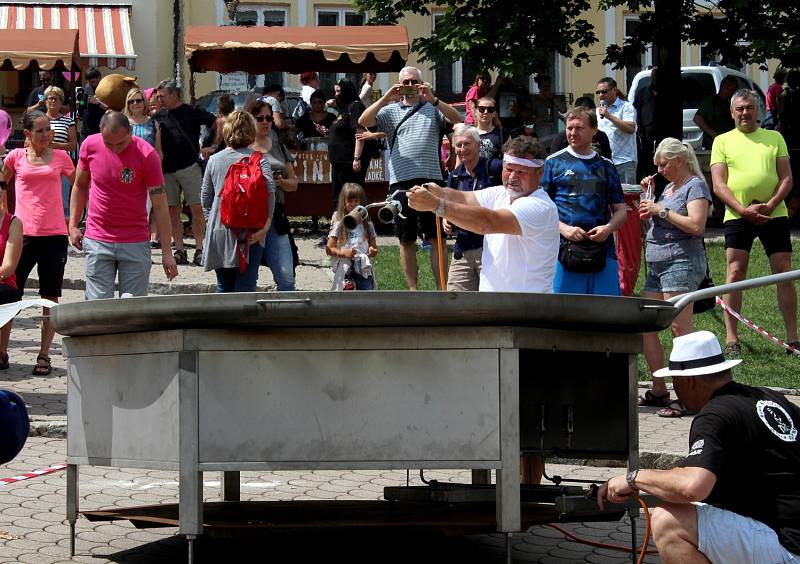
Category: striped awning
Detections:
[{"x1": 0, "y1": 3, "x2": 136, "y2": 70}]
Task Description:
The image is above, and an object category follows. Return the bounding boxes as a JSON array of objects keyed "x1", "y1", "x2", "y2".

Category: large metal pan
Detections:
[{"x1": 49, "y1": 271, "x2": 800, "y2": 338}]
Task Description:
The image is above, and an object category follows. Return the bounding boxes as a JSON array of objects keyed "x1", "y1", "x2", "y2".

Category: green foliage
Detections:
[
  {"x1": 352, "y1": 0, "x2": 598, "y2": 76},
  {"x1": 601, "y1": 0, "x2": 800, "y2": 69}
]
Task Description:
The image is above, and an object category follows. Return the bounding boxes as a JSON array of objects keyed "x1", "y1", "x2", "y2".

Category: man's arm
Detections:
[
  {"x1": 68, "y1": 166, "x2": 90, "y2": 250},
  {"x1": 693, "y1": 114, "x2": 717, "y2": 140},
  {"x1": 711, "y1": 162, "x2": 770, "y2": 224},
  {"x1": 764, "y1": 156, "x2": 793, "y2": 215},
  {"x1": 599, "y1": 102, "x2": 636, "y2": 134},
  {"x1": 358, "y1": 84, "x2": 402, "y2": 128},
  {"x1": 149, "y1": 186, "x2": 178, "y2": 281},
  {"x1": 598, "y1": 466, "x2": 717, "y2": 510},
  {"x1": 587, "y1": 202, "x2": 627, "y2": 243},
  {"x1": 408, "y1": 184, "x2": 521, "y2": 235}
]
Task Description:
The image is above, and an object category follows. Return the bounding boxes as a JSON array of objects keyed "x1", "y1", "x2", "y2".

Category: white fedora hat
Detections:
[{"x1": 653, "y1": 331, "x2": 742, "y2": 377}]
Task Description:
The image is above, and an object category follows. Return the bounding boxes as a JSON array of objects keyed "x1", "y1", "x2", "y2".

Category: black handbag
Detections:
[{"x1": 558, "y1": 239, "x2": 607, "y2": 273}]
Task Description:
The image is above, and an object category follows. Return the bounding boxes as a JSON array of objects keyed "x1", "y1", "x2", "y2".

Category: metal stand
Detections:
[
  {"x1": 628, "y1": 507, "x2": 638, "y2": 564},
  {"x1": 66, "y1": 464, "x2": 78, "y2": 557},
  {"x1": 186, "y1": 534, "x2": 196, "y2": 564},
  {"x1": 505, "y1": 532, "x2": 513, "y2": 564}
]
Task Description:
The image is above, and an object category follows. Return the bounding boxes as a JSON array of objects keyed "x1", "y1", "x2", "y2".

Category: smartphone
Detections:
[{"x1": 399, "y1": 85, "x2": 417, "y2": 97}]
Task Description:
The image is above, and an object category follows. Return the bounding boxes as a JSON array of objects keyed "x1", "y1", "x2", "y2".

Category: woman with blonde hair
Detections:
[
  {"x1": 201, "y1": 110, "x2": 275, "y2": 292},
  {"x1": 43, "y1": 85, "x2": 76, "y2": 220},
  {"x1": 638, "y1": 137, "x2": 712, "y2": 417},
  {"x1": 123, "y1": 87, "x2": 161, "y2": 156}
]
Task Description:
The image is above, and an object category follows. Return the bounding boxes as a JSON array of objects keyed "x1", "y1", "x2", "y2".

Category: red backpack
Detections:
[{"x1": 219, "y1": 151, "x2": 270, "y2": 272}]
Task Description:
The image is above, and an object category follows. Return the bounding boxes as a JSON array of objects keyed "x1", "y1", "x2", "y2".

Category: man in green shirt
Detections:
[
  {"x1": 694, "y1": 76, "x2": 737, "y2": 150},
  {"x1": 710, "y1": 89, "x2": 796, "y2": 356}
]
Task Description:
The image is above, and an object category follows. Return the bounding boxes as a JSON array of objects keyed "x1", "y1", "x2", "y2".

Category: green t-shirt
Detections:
[{"x1": 710, "y1": 127, "x2": 790, "y2": 222}]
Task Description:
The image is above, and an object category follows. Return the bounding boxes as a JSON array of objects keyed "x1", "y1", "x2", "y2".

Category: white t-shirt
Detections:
[{"x1": 472, "y1": 186, "x2": 559, "y2": 293}]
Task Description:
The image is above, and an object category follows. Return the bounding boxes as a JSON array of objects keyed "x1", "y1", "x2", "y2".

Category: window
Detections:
[
  {"x1": 316, "y1": 9, "x2": 366, "y2": 95},
  {"x1": 432, "y1": 14, "x2": 458, "y2": 99},
  {"x1": 227, "y1": 5, "x2": 288, "y2": 90},
  {"x1": 623, "y1": 17, "x2": 652, "y2": 93}
]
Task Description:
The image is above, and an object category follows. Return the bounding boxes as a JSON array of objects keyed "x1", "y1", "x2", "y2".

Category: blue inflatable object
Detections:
[{"x1": 0, "y1": 389, "x2": 29, "y2": 464}]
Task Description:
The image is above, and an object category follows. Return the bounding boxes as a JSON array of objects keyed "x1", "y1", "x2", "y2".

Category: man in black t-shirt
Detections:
[
  {"x1": 154, "y1": 80, "x2": 216, "y2": 266},
  {"x1": 598, "y1": 331, "x2": 800, "y2": 563}
]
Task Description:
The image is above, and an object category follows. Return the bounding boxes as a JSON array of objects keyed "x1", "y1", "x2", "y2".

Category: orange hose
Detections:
[
  {"x1": 543, "y1": 495, "x2": 656, "y2": 560},
  {"x1": 435, "y1": 215, "x2": 446, "y2": 290}
]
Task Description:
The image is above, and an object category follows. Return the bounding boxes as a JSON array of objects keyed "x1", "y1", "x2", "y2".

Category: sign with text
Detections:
[{"x1": 291, "y1": 151, "x2": 386, "y2": 184}]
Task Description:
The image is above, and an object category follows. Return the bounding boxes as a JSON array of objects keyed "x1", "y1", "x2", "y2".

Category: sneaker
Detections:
[
  {"x1": 786, "y1": 341, "x2": 800, "y2": 356},
  {"x1": 421, "y1": 238, "x2": 432, "y2": 253},
  {"x1": 193, "y1": 249, "x2": 203, "y2": 267},
  {"x1": 724, "y1": 342, "x2": 741, "y2": 358},
  {"x1": 173, "y1": 248, "x2": 189, "y2": 265}
]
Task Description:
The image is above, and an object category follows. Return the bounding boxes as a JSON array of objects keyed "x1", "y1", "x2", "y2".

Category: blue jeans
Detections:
[
  {"x1": 263, "y1": 225, "x2": 295, "y2": 291},
  {"x1": 215, "y1": 243, "x2": 264, "y2": 293}
]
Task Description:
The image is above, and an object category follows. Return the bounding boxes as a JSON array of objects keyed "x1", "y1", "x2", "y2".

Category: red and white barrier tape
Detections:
[
  {"x1": 714, "y1": 296, "x2": 800, "y2": 356},
  {"x1": 0, "y1": 463, "x2": 66, "y2": 487}
]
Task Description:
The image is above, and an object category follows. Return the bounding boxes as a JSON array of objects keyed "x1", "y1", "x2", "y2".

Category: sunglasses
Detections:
[
  {"x1": 476, "y1": 106, "x2": 496, "y2": 113},
  {"x1": 254, "y1": 115, "x2": 274, "y2": 123},
  {"x1": 128, "y1": 99, "x2": 145, "y2": 105},
  {"x1": 595, "y1": 88, "x2": 610, "y2": 95},
  {"x1": 45, "y1": 96, "x2": 61, "y2": 102},
  {"x1": 401, "y1": 79, "x2": 420, "y2": 85}
]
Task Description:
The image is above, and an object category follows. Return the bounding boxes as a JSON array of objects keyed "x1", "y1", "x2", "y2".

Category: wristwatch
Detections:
[
  {"x1": 432, "y1": 97, "x2": 440, "y2": 107},
  {"x1": 435, "y1": 198, "x2": 446, "y2": 217},
  {"x1": 626, "y1": 469, "x2": 640, "y2": 491},
  {"x1": 658, "y1": 207, "x2": 669, "y2": 220}
]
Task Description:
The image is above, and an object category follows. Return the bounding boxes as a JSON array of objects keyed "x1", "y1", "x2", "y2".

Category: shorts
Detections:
[
  {"x1": 15, "y1": 235, "x2": 68, "y2": 298},
  {"x1": 696, "y1": 503, "x2": 800, "y2": 564},
  {"x1": 643, "y1": 255, "x2": 707, "y2": 294},
  {"x1": 390, "y1": 178, "x2": 439, "y2": 243},
  {"x1": 447, "y1": 247, "x2": 482, "y2": 291},
  {"x1": 164, "y1": 163, "x2": 203, "y2": 207},
  {"x1": 553, "y1": 257, "x2": 621, "y2": 296},
  {"x1": 724, "y1": 217, "x2": 792, "y2": 256}
]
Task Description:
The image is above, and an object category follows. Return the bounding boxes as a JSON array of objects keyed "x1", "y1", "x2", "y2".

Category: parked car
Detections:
[
  {"x1": 195, "y1": 87, "x2": 303, "y2": 119},
  {"x1": 628, "y1": 65, "x2": 767, "y2": 150}
]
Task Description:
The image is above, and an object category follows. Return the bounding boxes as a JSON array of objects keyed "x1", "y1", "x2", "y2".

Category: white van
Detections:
[{"x1": 628, "y1": 65, "x2": 767, "y2": 150}]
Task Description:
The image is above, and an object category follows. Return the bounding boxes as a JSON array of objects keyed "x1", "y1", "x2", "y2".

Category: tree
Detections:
[
  {"x1": 352, "y1": 0, "x2": 599, "y2": 77},
  {"x1": 601, "y1": 0, "x2": 800, "y2": 143}
]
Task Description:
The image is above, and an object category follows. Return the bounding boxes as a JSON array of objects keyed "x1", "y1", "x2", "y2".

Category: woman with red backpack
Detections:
[{"x1": 200, "y1": 110, "x2": 275, "y2": 292}]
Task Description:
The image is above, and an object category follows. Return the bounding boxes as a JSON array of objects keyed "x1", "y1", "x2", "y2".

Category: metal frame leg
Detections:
[
  {"x1": 505, "y1": 532, "x2": 513, "y2": 564},
  {"x1": 187, "y1": 534, "x2": 196, "y2": 564},
  {"x1": 628, "y1": 507, "x2": 638, "y2": 564},
  {"x1": 66, "y1": 464, "x2": 78, "y2": 557},
  {"x1": 179, "y1": 351, "x2": 203, "y2": 554},
  {"x1": 496, "y1": 348, "x2": 521, "y2": 532}
]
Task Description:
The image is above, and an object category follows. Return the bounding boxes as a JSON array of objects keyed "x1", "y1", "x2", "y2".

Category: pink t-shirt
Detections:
[
  {"x1": 3, "y1": 148, "x2": 73, "y2": 236},
  {"x1": 464, "y1": 85, "x2": 484, "y2": 125},
  {"x1": 78, "y1": 134, "x2": 164, "y2": 243}
]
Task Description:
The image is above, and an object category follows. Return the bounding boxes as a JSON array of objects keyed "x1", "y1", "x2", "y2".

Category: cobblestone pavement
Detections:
[{"x1": 1, "y1": 234, "x2": 798, "y2": 562}]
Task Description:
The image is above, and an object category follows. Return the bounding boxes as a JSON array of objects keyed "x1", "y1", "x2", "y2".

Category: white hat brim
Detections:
[{"x1": 653, "y1": 358, "x2": 741, "y2": 378}]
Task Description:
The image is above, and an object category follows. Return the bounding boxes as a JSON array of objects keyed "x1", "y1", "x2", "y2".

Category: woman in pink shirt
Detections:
[
  {"x1": 0, "y1": 111, "x2": 74, "y2": 375},
  {"x1": 464, "y1": 73, "x2": 490, "y2": 125}
]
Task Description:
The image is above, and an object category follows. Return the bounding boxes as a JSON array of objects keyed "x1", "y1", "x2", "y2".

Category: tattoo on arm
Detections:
[{"x1": 149, "y1": 185, "x2": 166, "y2": 195}]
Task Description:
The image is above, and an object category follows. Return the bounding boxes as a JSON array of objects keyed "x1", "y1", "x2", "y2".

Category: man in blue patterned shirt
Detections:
[{"x1": 542, "y1": 107, "x2": 626, "y2": 295}]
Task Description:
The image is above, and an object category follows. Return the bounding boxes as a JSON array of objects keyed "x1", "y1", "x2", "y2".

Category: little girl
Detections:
[{"x1": 327, "y1": 183, "x2": 378, "y2": 290}]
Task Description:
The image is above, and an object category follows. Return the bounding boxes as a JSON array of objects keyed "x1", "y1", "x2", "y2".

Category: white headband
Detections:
[{"x1": 503, "y1": 154, "x2": 544, "y2": 168}]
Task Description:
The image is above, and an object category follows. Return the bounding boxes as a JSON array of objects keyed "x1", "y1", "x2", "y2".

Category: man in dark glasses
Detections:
[
  {"x1": 595, "y1": 76, "x2": 638, "y2": 184},
  {"x1": 359, "y1": 66, "x2": 463, "y2": 290}
]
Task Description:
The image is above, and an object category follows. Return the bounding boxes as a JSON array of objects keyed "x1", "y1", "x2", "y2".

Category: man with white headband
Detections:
[
  {"x1": 598, "y1": 330, "x2": 800, "y2": 564},
  {"x1": 408, "y1": 135, "x2": 559, "y2": 294},
  {"x1": 542, "y1": 106, "x2": 626, "y2": 295}
]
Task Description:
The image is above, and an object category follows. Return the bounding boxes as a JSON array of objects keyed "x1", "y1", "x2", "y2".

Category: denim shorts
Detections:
[
  {"x1": 696, "y1": 503, "x2": 800, "y2": 564},
  {"x1": 643, "y1": 254, "x2": 706, "y2": 294}
]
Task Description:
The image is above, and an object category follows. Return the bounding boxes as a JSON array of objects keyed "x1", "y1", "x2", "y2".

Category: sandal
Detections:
[
  {"x1": 32, "y1": 355, "x2": 51, "y2": 376},
  {"x1": 0, "y1": 351, "x2": 8, "y2": 370},
  {"x1": 638, "y1": 390, "x2": 671, "y2": 407},
  {"x1": 657, "y1": 400, "x2": 688, "y2": 418}
]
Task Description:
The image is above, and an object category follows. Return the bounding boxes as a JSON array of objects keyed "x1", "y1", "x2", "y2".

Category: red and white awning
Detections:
[{"x1": 0, "y1": 3, "x2": 136, "y2": 70}]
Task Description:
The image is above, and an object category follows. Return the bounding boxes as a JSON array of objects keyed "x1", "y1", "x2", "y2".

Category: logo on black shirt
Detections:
[{"x1": 756, "y1": 400, "x2": 797, "y2": 442}]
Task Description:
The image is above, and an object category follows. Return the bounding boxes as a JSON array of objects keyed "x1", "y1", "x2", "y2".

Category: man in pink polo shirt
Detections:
[{"x1": 69, "y1": 111, "x2": 178, "y2": 299}]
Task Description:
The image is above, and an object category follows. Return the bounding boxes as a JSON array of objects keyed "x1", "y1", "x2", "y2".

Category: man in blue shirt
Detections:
[
  {"x1": 542, "y1": 107, "x2": 626, "y2": 295},
  {"x1": 444, "y1": 124, "x2": 502, "y2": 290}
]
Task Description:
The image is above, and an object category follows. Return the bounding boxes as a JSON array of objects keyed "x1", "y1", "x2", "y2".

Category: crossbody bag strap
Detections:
[
  {"x1": 163, "y1": 110, "x2": 200, "y2": 156},
  {"x1": 388, "y1": 101, "x2": 425, "y2": 154}
]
